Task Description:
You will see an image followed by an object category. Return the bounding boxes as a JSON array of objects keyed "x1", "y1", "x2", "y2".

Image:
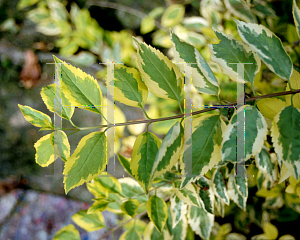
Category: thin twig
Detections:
[{"x1": 99, "y1": 196, "x2": 171, "y2": 240}]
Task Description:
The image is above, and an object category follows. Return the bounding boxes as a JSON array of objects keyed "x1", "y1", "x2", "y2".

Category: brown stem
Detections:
[{"x1": 98, "y1": 196, "x2": 171, "y2": 240}]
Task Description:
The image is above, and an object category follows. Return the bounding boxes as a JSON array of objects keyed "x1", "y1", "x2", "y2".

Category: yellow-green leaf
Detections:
[
  {"x1": 118, "y1": 154, "x2": 133, "y2": 176},
  {"x1": 257, "y1": 98, "x2": 287, "y2": 120},
  {"x1": 94, "y1": 175, "x2": 123, "y2": 195},
  {"x1": 130, "y1": 132, "x2": 161, "y2": 192},
  {"x1": 18, "y1": 104, "x2": 53, "y2": 129},
  {"x1": 87, "y1": 199, "x2": 110, "y2": 214},
  {"x1": 147, "y1": 195, "x2": 168, "y2": 233},
  {"x1": 121, "y1": 199, "x2": 140, "y2": 218},
  {"x1": 120, "y1": 227, "x2": 142, "y2": 240},
  {"x1": 113, "y1": 65, "x2": 148, "y2": 108},
  {"x1": 53, "y1": 56, "x2": 104, "y2": 116},
  {"x1": 134, "y1": 38, "x2": 184, "y2": 103},
  {"x1": 63, "y1": 132, "x2": 107, "y2": 193},
  {"x1": 72, "y1": 210, "x2": 105, "y2": 232},
  {"x1": 53, "y1": 224, "x2": 81, "y2": 240},
  {"x1": 286, "y1": 68, "x2": 300, "y2": 109},
  {"x1": 34, "y1": 133, "x2": 55, "y2": 167},
  {"x1": 161, "y1": 4, "x2": 185, "y2": 28},
  {"x1": 263, "y1": 222, "x2": 278, "y2": 240},
  {"x1": 170, "y1": 194, "x2": 187, "y2": 228},
  {"x1": 51, "y1": 130, "x2": 70, "y2": 162},
  {"x1": 40, "y1": 83, "x2": 75, "y2": 120},
  {"x1": 141, "y1": 16, "x2": 156, "y2": 34}
]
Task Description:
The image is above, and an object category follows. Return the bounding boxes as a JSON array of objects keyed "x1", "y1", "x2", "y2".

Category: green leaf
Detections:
[
  {"x1": 221, "y1": 105, "x2": 268, "y2": 164},
  {"x1": 271, "y1": 105, "x2": 300, "y2": 179},
  {"x1": 224, "y1": 0, "x2": 257, "y2": 23},
  {"x1": 212, "y1": 170, "x2": 230, "y2": 205},
  {"x1": 165, "y1": 207, "x2": 188, "y2": 240},
  {"x1": 141, "y1": 16, "x2": 156, "y2": 34},
  {"x1": 147, "y1": 195, "x2": 168, "y2": 233},
  {"x1": 120, "y1": 228, "x2": 142, "y2": 240},
  {"x1": 134, "y1": 38, "x2": 184, "y2": 104},
  {"x1": 151, "y1": 121, "x2": 183, "y2": 181},
  {"x1": 94, "y1": 175, "x2": 123, "y2": 195},
  {"x1": 198, "y1": 177, "x2": 215, "y2": 214},
  {"x1": 183, "y1": 114, "x2": 225, "y2": 177},
  {"x1": 18, "y1": 104, "x2": 53, "y2": 129},
  {"x1": 187, "y1": 205, "x2": 214, "y2": 240},
  {"x1": 51, "y1": 130, "x2": 70, "y2": 162},
  {"x1": 214, "y1": 195, "x2": 225, "y2": 218},
  {"x1": 113, "y1": 65, "x2": 148, "y2": 108},
  {"x1": 53, "y1": 56, "x2": 104, "y2": 116},
  {"x1": 72, "y1": 210, "x2": 105, "y2": 232},
  {"x1": 170, "y1": 194, "x2": 187, "y2": 228},
  {"x1": 171, "y1": 31, "x2": 219, "y2": 95},
  {"x1": 119, "y1": 178, "x2": 148, "y2": 204},
  {"x1": 255, "y1": 148, "x2": 278, "y2": 182},
  {"x1": 130, "y1": 132, "x2": 161, "y2": 192},
  {"x1": 17, "y1": 0, "x2": 39, "y2": 9},
  {"x1": 173, "y1": 182, "x2": 201, "y2": 207},
  {"x1": 251, "y1": 0, "x2": 276, "y2": 18},
  {"x1": 209, "y1": 29, "x2": 260, "y2": 84},
  {"x1": 228, "y1": 176, "x2": 247, "y2": 211},
  {"x1": 121, "y1": 199, "x2": 140, "y2": 217},
  {"x1": 87, "y1": 199, "x2": 109, "y2": 214},
  {"x1": 40, "y1": 83, "x2": 75, "y2": 120},
  {"x1": 143, "y1": 221, "x2": 164, "y2": 240},
  {"x1": 53, "y1": 224, "x2": 81, "y2": 240},
  {"x1": 293, "y1": 0, "x2": 300, "y2": 39},
  {"x1": 118, "y1": 154, "x2": 133, "y2": 176},
  {"x1": 235, "y1": 19, "x2": 293, "y2": 80},
  {"x1": 161, "y1": 4, "x2": 185, "y2": 28},
  {"x1": 63, "y1": 132, "x2": 107, "y2": 193}
]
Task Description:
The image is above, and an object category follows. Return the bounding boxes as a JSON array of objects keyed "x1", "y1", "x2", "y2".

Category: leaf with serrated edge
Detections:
[
  {"x1": 221, "y1": 105, "x2": 267, "y2": 164},
  {"x1": 212, "y1": 170, "x2": 230, "y2": 205},
  {"x1": 209, "y1": 29, "x2": 260, "y2": 84},
  {"x1": 53, "y1": 224, "x2": 81, "y2": 240},
  {"x1": 130, "y1": 132, "x2": 161, "y2": 191},
  {"x1": 171, "y1": 31, "x2": 219, "y2": 95},
  {"x1": 235, "y1": 19, "x2": 293, "y2": 80},
  {"x1": 147, "y1": 195, "x2": 168, "y2": 233},
  {"x1": 72, "y1": 210, "x2": 105, "y2": 232},
  {"x1": 63, "y1": 132, "x2": 106, "y2": 193},
  {"x1": 188, "y1": 205, "x2": 214, "y2": 240},
  {"x1": 170, "y1": 194, "x2": 187, "y2": 228},
  {"x1": 40, "y1": 83, "x2": 75, "y2": 120},
  {"x1": 113, "y1": 65, "x2": 148, "y2": 108},
  {"x1": 134, "y1": 38, "x2": 183, "y2": 103},
  {"x1": 271, "y1": 105, "x2": 300, "y2": 179},
  {"x1": 121, "y1": 199, "x2": 139, "y2": 217},
  {"x1": 53, "y1": 56, "x2": 104, "y2": 115},
  {"x1": 18, "y1": 104, "x2": 53, "y2": 129},
  {"x1": 151, "y1": 121, "x2": 183, "y2": 182},
  {"x1": 183, "y1": 114, "x2": 225, "y2": 177}
]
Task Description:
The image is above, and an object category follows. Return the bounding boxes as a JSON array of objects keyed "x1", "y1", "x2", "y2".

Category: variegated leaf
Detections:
[
  {"x1": 118, "y1": 154, "x2": 133, "y2": 176},
  {"x1": 173, "y1": 181, "x2": 201, "y2": 207},
  {"x1": 131, "y1": 132, "x2": 161, "y2": 192},
  {"x1": 228, "y1": 176, "x2": 247, "y2": 211},
  {"x1": 119, "y1": 178, "x2": 148, "y2": 204},
  {"x1": 94, "y1": 175, "x2": 123, "y2": 195},
  {"x1": 212, "y1": 170, "x2": 230, "y2": 205},
  {"x1": 224, "y1": 0, "x2": 257, "y2": 23},
  {"x1": 165, "y1": 207, "x2": 187, "y2": 240},
  {"x1": 72, "y1": 210, "x2": 105, "y2": 232},
  {"x1": 51, "y1": 130, "x2": 70, "y2": 162},
  {"x1": 134, "y1": 38, "x2": 184, "y2": 104},
  {"x1": 151, "y1": 121, "x2": 183, "y2": 182},
  {"x1": 147, "y1": 195, "x2": 168, "y2": 233},
  {"x1": 40, "y1": 83, "x2": 75, "y2": 120},
  {"x1": 87, "y1": 198, "x2": 110, "y2": 214},
  {"x1": 113, "y1": 65, "x2": 148, "y2": 108},
  {"x1": 120, "y1": 228, "x2": 142, "y2": 240},
  {"x1": 187, "y1": 205, "x2": 214, "y2": 240},
  {"x1": 63, "y1": 132, "x2": 107, "y2": 193},
  {"x1": 235, "y1": 19, "x2": 293, "y2": 80},
  {"x1": 53, "y1": 224, "x2": 81, "y2": 240},
  {"x1": 53, "y1": 56, "x2": 104, "y2": 115},
  {"x1": 214, "y1": 195, "x2": 225, "y2": 217},
  {"x1": 257, "y1": 98, "x2": 287, "y2": 120},
  {"x1": 18, "y1": 104, "x2": 53, "y2": 129},
  {"x1": 171, "y1": 31, "x2": 219, "y2": 95},
  {"x1": 255, "y1": 148, "x2": 278, "y2": 182},
  {"x1": 197, "y1": 177, "x2": 215, "y2": 214},
  {"x1": 161, "y1": 4, "x2": 185, "y2": 28},
  {"x1": 209, "y1": 29, "x2": 260, "y2": 84},
  {"x1": 143, "y1": 221, "x2": 164, "y2": 240},
  {"x1": 183, "y1": 114, "x2": 225, "y2": 177},
  {"x1": 34, "y1": 133, "x2": 55, "y2": 167},
  {"x1": 271, "y1": 105, "x2": 300, "y2": 179},
  {"x1": 170, "y1": 194, "x2": 187, "y2": 228},
  {"x1": 221, "y1": 105, "x2": 267, "y2": 164},
  {"x1": 121, "y1": 199, "x2": 139, "y2": 218},
  {"x1": 293, "y1": 0, "x2": 300, "y2": 38}
]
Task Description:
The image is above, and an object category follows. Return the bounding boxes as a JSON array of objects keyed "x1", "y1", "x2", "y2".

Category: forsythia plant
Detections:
[{"x1": 18, "y1": 1, "x2": 300, "y2": 239}]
